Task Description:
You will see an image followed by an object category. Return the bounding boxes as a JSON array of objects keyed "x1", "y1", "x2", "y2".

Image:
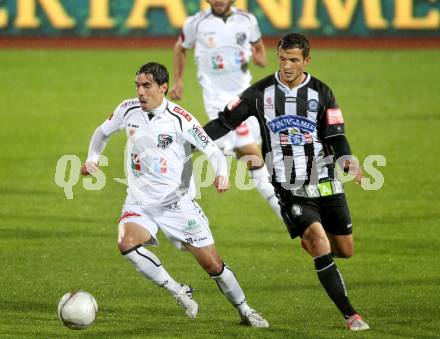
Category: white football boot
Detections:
[
  {"x1": 240, "y1": 309, "x2": 269, "y2": 328},
  {"x1": 174, "y1": 285, "x2": 198, "y2": 319},
  {"x1": 346, "y1": 314, "x2": 370, "y2": 331}
]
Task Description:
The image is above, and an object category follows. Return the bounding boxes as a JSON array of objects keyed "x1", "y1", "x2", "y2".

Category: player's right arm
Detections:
[
  {"x1": 169, "y1": 16, "x2": 197, "y2": 100},
  {"x1": 81, "y1": 101, "x2": 127, "y2": 175},
  {"x1": 169, "y1": 38, "x2": 187, "y2": 100},
  {"x1": 203, "y1": 88, "x2": 254, "y2": 141}
]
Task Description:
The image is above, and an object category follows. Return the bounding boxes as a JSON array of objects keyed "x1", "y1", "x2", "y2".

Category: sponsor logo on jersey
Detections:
[
  {"x1": 128, "y1": 123, "x2": 139, "y2": 128},
  {"x1": 157, "y1": 134, "x2": 173, "y2": 149},
  {"x1": 146, "y1": 156, "x2": 168, "y2": 176},
  {"x1": 211, "y1": 55, "x2": 225, "y2": 70},
  {"x1": 236, "y1": 32, "x2": 247, "y2": 46},
  {"x1": 173, "y1": 106, "x2": 192, "y2": 121},
  {"x1": 233, "y1": 51, "x2": 246, "y2": 70},
  {"x1": 267, "y1": 115, "x2": 316, "y2": 134},
  {"x1": 308, "y1": 99, "x2": 319, "y2": 112},
  {"x1": 285, "y1": 96, "x2": 296, "y2": 103},
  {"x1": 326, "y1": 108, "x2": 344, "y2": 125},
  {"x1": 159, "y1": 157, "x2": 167, "y2": 174},
  {"x1": 121, "y1": 100, "x2": 139, "y2": 108},
  {"x1": 130, "y1": 153, "x2": 142, "y2": 177},
  {"x1": 279, "y1": 132, "x2": 313, "y2": 146},
  {"x1": 188, "y1": 125, "x2": 210, "y2": 149}
]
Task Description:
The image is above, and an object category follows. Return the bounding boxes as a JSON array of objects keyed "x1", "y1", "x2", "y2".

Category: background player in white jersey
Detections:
[
  {"x1": 80, "y1": 62, "x2": 268, "y2": 327},
  {"x1": 169, "y1": 0, "x2": 281, "y2": 218}
]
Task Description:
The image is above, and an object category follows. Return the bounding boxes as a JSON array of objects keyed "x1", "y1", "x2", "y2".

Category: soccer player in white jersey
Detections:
[
  {"x1": 169, "y1": 0, "x2": 281, "y2": 219},
  {"x1": 80, "y1": 62, "x2": 268, "y2": 328}
]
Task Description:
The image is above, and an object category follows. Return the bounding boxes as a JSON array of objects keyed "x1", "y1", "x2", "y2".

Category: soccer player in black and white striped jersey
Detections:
[{"x1": 204, "y1": 33, "x2": 369, "y2": 331}]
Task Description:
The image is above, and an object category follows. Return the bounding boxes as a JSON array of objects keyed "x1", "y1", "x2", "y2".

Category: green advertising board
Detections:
[{"x1": 0, "y1": 0, "x2": 438, "y2": 37}]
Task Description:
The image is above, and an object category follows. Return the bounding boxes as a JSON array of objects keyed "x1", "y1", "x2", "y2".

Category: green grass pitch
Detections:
[{"x1": 0, "y1": 47, "x2": 439, "y2": 338}]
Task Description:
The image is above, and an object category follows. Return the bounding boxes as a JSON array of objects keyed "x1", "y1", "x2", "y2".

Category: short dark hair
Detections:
[
  {"x1": 136, "y1": 62, "x2": 169, "y2": 95},
  {"x1": 277, "y1": 33, "x2": 310, "y2": 58}
]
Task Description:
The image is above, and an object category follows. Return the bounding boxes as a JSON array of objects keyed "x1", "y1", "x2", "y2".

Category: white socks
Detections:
[
  {"x1": 211, "y1": 264, "x2": 252, "y2": 316},
  {"x1": 249, "y1": 166, "x2": 282, "y2": 219},
  {"x1": 123, "y1": 246, "x2": 182, "y2": 296}
]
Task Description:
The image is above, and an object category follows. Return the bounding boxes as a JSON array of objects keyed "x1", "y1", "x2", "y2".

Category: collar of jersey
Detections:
[
  {"x1": 275, "y1": 72, "x2": 311, "y2": 93},
  {"x1": 143, "y1": 98, "x2": 167, "y2": 117}
]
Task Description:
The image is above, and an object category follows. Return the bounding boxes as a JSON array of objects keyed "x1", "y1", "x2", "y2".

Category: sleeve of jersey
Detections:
[
  {"x1": 318, "y1": 87, "x2": 345, "y2": 139},
  {"x1": 180, "y1": 16, "x2": 197, "y2": 49},
  {"x1": 86, "y1": 127, "x2": 109, "y2": 163},
  {"x1": 181, "y1": 113, "x2": 219, "y2": 158},
  {"x1": 99, "y1": 104, "x2": 125, "y2": 137},
  {"x1": 249, "y1": 14, "x2": 262, "y2": 43}
]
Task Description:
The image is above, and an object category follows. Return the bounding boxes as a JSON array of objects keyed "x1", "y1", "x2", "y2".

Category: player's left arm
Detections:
[
  {"x1": 251, "y1": 40, "x2": 267, "y2": 68},
  {"x1": 319, "y1": 88, "x2": 363, "y2": 184},
  {"x1": 249, "y1": 13, "x2": 267, "y2": 67}
]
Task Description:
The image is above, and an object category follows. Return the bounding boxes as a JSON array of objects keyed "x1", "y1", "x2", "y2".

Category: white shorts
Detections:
[
  {"x1": 118, "y1": 195, "x2": 214, "y2": 250},
  {"x1": 203, "y1": 89, "x2": 262, "y2": 153}
]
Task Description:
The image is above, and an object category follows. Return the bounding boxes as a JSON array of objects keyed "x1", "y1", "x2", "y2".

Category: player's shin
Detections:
[
  {"x1": 123, "y1": 245, "x2": 181, "y2": 296},
  {"x1": 249, "y1": 166, "x2": 282, "y2": 219},
  {"x1": 210, "y1": 264, "x2": 251, "y2": 315},
  {"x1": 314, "y1": 253, "x2": 357, "y2": 319}
]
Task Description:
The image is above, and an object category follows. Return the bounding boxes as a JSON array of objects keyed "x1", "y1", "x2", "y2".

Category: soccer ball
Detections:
[{"x1": 57, "y1": 291, "x2": 98, "y2": 330}]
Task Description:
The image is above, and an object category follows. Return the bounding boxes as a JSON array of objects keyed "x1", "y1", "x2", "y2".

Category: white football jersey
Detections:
[
  {"x1": 181, "y1": 7, "x2": 261, "y2": 97},
  {"x1": 100, "y1": 98, "x2": 219, "y2": 206}
]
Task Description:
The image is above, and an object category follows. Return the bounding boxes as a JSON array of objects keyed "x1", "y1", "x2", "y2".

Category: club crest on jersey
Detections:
[
  {"x1": 264, "y1": 97, "x2": 274, "y2": 110},
  {"x1": 173, "y1": 106, "x2": 192, "y2": 121},
  {"x1": 308, "y1": 99, "x2": 319, "y2": 112},
  {"x1": 157, "y1": 134, "x2": 173, "y2": 149},
  {"x1": 267, "y1": 115, "x2": 316, "y2": 134},
  {"x1": 236, "y1": 32, "x2": 247, "y2": 46}
]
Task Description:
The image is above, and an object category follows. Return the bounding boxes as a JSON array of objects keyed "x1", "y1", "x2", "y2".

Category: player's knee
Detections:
[
  {"x1": 118, "y1": 234, "x2": 147, "y2": 254},
  {"x1": 332, "y1": 240, "x2": 354, "y2": 258},
  {"x1": 118, "y1": 237, "x2": 140, "y2": 254},
  {"x1": 302, "y1": 234, "x2": 330, "y2": 256},
  {"x1": 204, "y1": 259, "x2": 224, "y2": 276},
  {"x1": 335, "y1": 247, "x2": 353, "y2": 258},
  {"x1": 118, "y1": 223, "x2": 151, "y2": 254}
]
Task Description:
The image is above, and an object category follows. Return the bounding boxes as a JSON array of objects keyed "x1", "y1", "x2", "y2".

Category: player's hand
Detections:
[
  {"x1": 214, "y1": 175, "x2": 229, "y2": 193},
  {"x1": 169, "y1": 83, "x2": 183, "y2": 100},
  {"x1": 80, "y1": 161, "x2": 98, "y2": 175},
  {"x1": 344, "y1": 160, "x2": 363, "y2": 185}
]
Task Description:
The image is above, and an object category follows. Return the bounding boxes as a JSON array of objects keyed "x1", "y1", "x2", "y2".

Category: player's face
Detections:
[
  {"x1": 135, "y1": 73, "x2": 168, "y2": 111},
  {"x1": 277, "y1": 48, "x2": 311, "y2": 88},
  {"x1": 207, "y1": 0, "x2": 234, "y2": 16}
]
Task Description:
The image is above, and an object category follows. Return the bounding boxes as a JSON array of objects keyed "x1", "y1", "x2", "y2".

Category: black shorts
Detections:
[{"x1": 276, "y1": 188, "x2": 352, "y2": 239}]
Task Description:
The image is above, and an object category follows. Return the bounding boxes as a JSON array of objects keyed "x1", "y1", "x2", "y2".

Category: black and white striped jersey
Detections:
[{"x1": 218, "y1": 72, "x2": 346, "y2": 186}]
